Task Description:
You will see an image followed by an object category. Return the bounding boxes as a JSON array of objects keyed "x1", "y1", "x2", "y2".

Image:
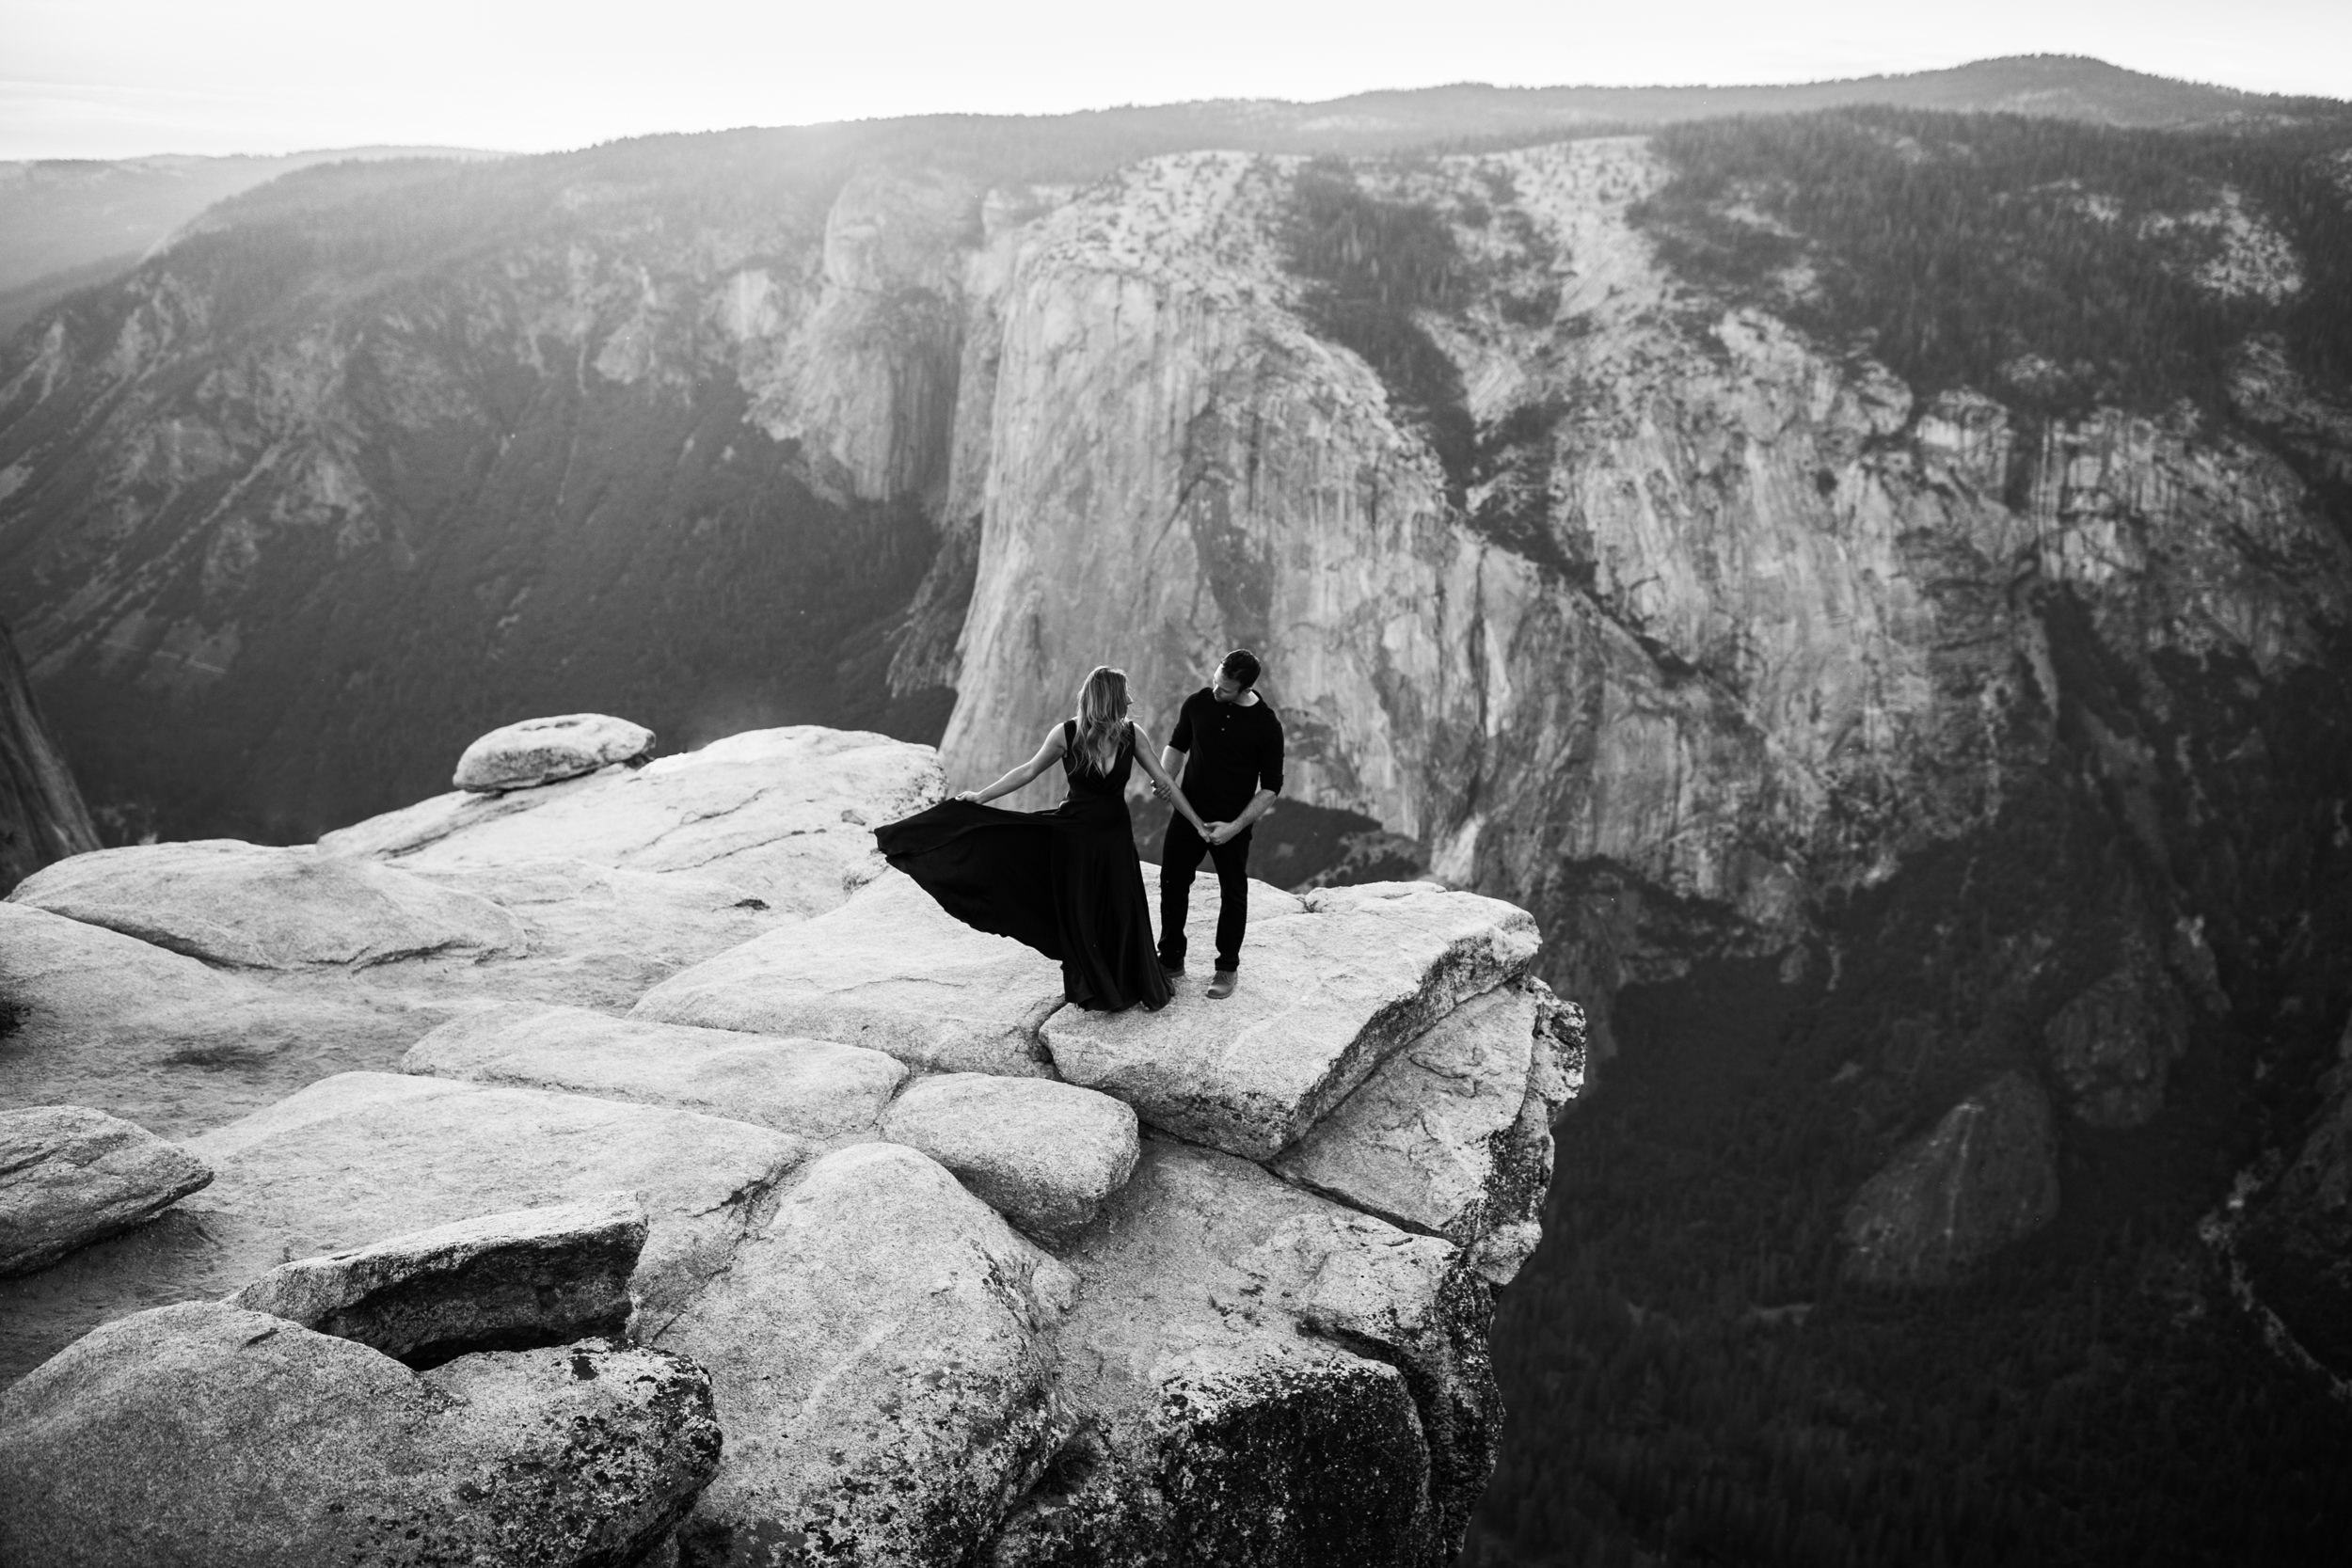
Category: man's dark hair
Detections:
[{"x1": 1220, "y1": 649, "x2": 1261, "y2": 689}]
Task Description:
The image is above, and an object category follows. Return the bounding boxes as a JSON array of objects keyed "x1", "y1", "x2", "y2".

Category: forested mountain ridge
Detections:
[{"x1": 4, "y1": 79, "x2": 2351, "y2": 1565}]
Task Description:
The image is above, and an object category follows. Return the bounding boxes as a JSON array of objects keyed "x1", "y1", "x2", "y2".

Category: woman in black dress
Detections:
[{"x1": 874, "y1": 666, "x2": 1213, "y2": 1012}]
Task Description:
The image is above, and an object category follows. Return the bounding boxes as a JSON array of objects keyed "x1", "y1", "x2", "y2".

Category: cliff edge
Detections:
[{"x1": 0, "y1": 720, "x2": 1581, "y2": 1567}]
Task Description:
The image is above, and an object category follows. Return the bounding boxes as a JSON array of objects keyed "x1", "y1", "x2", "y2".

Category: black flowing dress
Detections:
[{"x1": 874, "y1": 720, "x2": 1172, "y2": 1012}]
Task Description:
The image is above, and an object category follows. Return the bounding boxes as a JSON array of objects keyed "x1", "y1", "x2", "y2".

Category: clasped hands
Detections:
[{"x1": 1151, "y1": 777, "x2": 1238, "y2": 844}]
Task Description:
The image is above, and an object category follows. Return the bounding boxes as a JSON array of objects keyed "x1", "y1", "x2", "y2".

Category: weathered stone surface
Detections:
[
  {"x1": 0, "y1": 1106, "x2": 213, "y2": 1277},
  {"x1": 0, "y1": 1071, "x2": 805, "y2": 1385},
  {"x1": 453, "y1": 712, "x2": 656, "y2": 792},
  {"x1": 882, "y1": 1072, "x2": 1140, "y2": 1244},
  {"x1": 400, "y1": 858, "x2": 794, "y2": 1009},
  {"x1": 1044, "y1": 880, "x2": 1541, "y2": 1161},
  {"x1": 8, "y1": 839, "x2": 529, "y2": 969},
  {"x1": 402, "y1": 1004, "x2": 907, "y2": 1141},
  {"x1": 0, "y1": 1302, "x2": 720, "y2": 1568},
  {"x1": 981, "y1": 1137, "x2": 1500, "y2": 1567},
  {"x1": 0, "y1": 901, "x2": 433, "y2": 1140},
  {"x1": 2042, "y1": 945, "x2": 2190, "y2": 1129},
  {"x1": 657, "y1": 1142, "x2": 1076, "y2": 1566},
  {"x1": 324, "y1": 726, "x2": 944, "y2": 915},
  {"x1": 225, "y1": 1192, "x2": 646, "y2": 1365},
  {"x1": 1273, "y1": 978, "x2": 1583, "y2": 1284},
  {"x1": 634, "y1": 869, "x2": 1064, "y2": 1077},
  {"x1": 1841, "y1": 1070, "x2": 2061, "y2": 1287}
]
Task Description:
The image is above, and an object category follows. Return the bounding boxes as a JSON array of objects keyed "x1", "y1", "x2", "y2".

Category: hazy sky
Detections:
[{"x1": 4, "y1": 0, "x2": 2346, "y2": 160}]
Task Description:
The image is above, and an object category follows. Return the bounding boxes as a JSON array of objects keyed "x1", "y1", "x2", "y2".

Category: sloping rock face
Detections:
[
  {"x1": 0, "y1": 724, "x2": 1576, "y2": 1563},
  {"x1": 324, "y1": 726, "x2": 943, "y2": 916},
  {"x1": 0, "y1": 1106, "x2": 212, "y2": 1276},
  {"x1": 0, "y1": 1302, "x2": 721, "y2": 1568},
  {"x1": 0, "y1": 619, "x2": 97, "y2": 895},
  {"x1": 1840, "y1": 1071, "x2": 2062, "y2": 1287},
  {"x1": 9, "y1": 839, "x2": 530, "y2": 968},
  {"x1": 0, "y1": 901, "x2": 431, "y2": 1137}
]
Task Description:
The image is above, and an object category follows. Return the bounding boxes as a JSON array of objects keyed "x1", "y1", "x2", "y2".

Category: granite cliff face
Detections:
[{"x1": 0, "y1": 619, "x2": 99, "y2": 893}]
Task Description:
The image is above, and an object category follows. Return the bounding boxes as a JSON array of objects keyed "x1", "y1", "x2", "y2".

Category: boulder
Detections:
[
  {"x1": 402, "y1": 1004, "x2": 907, "y2": 1141},
  {"x1": 1, "y1": 1071, "x2": 806, "y2": 1385},
  {"x1": 2042, "y1": 948, "x2": 2190, "y2": 1129},
  {"x1": 655, "y1": 1142, "x2": 1076, "y2": 1566},
  {"x1": 980, "y1": 1137, "x2": 1501, "y2": 1567},
  {"x1": 453, "y1": 712, "x2": 656, "y2": 792},
  {"x1": 882, "y1": 1072, "x2": 1141, "y2": 1244},
  {"x1": 225, "y1": 1192, "x2": 647, "y2": 1366},
  {"x1": 322, "y1": 726, "x2": 945, "y2": 915},
  {"x1": 1044, "y1": 881, "x2": 1541, "y2": 1161},
  {"x1": 0, "y1": 902, "x2": 432, "y2": 1140},
  {"x1": 633, "y1": 870, "x2": 1064, "y2": 1077},
  {"x1": 0, "y1": 1106, "x2": 213, "y2": 1276},
  {"x1": 1841, "y1": 1070, "x2": 2061, "y2": 1287},
  {"x1": 0, "y1": 1302, "x2": 719, "y2": 1568},
  {"x1": 8, "y1": 839, "x2": 529, "y2": 969},
  {"x1": 1273, "y1": 979, "x2": 1583, "y2": 1284}
]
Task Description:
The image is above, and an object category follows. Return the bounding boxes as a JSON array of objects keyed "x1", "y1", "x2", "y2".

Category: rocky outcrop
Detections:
[
  {"x1": 2235, "y1": 1015, "x2": 2352, "y2": 1374},
  {"x1": 323, "y1": 726, "x2": 942, "y2": 917},
  {"x1": 0, "y1": 1303, "x2": 721, "y2": 1568},
  {"x1": 226, "y1": 1193, "x2": 647, "y2": 1366},
  {"x1": 2041, "y1": 938, "x2": 2190, "y2": 1129},
  {"x1": 1840, "y1": 1071, "x2": 2061, "y2": 1287},
  {"x1": 1274, "y1": 981, "x2": 1583, "y2": 1285},
  {"x1": 1044, "y1": 880, "x2": 1541, "y2": 1161},
  {"x1": 0, "y1": 619, "x2": 97, "y2": 895},
  {"x1": 453, "y1": 713, "x2": 656, "y2": 792},
  {"x1": 0, "y1": 721, "x2": 1573, "y2": 1561},
  {"x1": 0, "y1": 1106, "x2": 212, "y2": 1276},
  {"x1": 9, "y1": 839, "x2": 530, "y2": 969}
]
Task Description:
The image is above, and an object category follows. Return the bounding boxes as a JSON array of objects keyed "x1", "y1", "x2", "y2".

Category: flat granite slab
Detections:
[
  {"x1": 631, "y1": 870, "x2": 1065, "y2": 1078},
  {"x1": 320, "y1": 726, "x2": 943, "y2": 917},
  {"x1": 401, "y1": 1003, "x2": 908, "y2": 1141},
  {"x1": 1043, "y1": 882, "x2": 1540, "y2": 1162},
  {"x1": 0, "y1": 1071, "x2": 807, "y2": 1386}
]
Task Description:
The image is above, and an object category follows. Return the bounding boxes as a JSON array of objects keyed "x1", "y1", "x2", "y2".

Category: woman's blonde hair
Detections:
[{"x1": 1073, "y1": 666, "x2": 1132, "y2": 776}]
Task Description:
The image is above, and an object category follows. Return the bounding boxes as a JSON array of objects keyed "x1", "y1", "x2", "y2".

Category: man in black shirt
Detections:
[{"x1": 1153, "y1": 649, "x2": 1283, "y2": 999}]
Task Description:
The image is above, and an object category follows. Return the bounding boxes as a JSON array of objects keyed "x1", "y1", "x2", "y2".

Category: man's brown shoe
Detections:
[{"x1": 1207, "y1": 971, "x2": 1237, "y2": 1000}]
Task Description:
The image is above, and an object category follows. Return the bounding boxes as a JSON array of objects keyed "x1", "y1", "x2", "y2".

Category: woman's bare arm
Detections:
[
  {"x1": 958, "y1": 725, "x2": 1067, "y2": 804},
  {"x1": 1131, "y1": 726, "x2": 1213, "y2": 835}
]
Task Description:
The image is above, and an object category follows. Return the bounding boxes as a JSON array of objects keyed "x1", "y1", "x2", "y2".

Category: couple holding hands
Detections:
[{"x1": 873, "y1": 651, "x2": 1284, "y2": 1013}]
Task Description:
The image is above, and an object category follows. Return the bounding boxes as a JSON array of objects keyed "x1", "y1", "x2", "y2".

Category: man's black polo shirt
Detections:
[{"x1": 1168, "y1": 689, "x2": 1284, "y2": 822}]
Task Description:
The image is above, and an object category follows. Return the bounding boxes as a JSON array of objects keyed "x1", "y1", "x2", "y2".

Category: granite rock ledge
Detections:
[{"x1": 0, "y1": 721, "x2": 1582, "y2": 1567}]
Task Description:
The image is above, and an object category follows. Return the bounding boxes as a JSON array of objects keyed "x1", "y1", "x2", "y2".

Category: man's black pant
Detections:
[{"x1": 1157, "y1": 819, "x2": 1251, "y2": 973}]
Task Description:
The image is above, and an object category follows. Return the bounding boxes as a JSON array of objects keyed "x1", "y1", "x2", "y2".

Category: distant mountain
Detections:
[
  {"x1": 3, "y1": 55, "x2": 2334, "y2": 342},
  {"x1": 0, "y1": 147, "x2": 501, "y2": 335}
]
